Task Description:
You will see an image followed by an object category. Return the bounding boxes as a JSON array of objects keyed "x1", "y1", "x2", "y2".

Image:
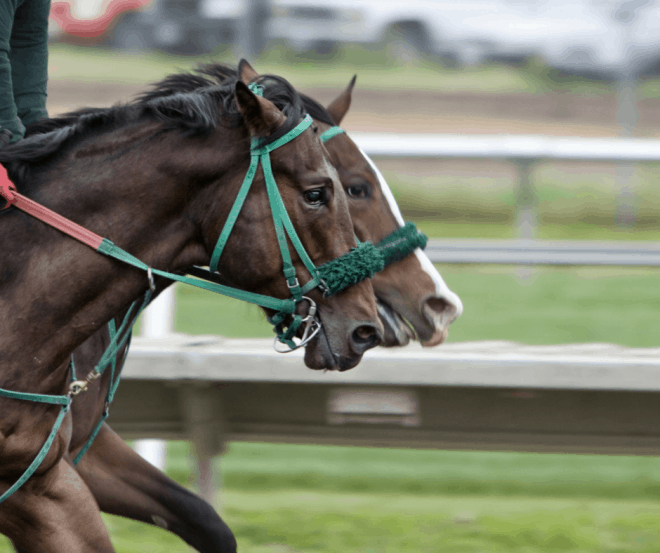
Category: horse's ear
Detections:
[
  {"x1": 235, "y1": 81, "x2": 284, "y2": 136},
  {"x1": 326, "y1": 75, "x2": 357, "y2": 125},
  {"x1": 238, "y1": 59, "x2": 259, "y2": 84}
]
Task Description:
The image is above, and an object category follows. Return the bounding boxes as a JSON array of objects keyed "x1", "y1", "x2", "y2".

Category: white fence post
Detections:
[
  {"x1": 133, "y1": 285, "x2": 176, "y2": 471},
  {"x1": 133, "y1": 439, "x2": 168, "y2": 469},
  {"x1": 141, "y1": 286, "x2": 176, "y2": 340}
]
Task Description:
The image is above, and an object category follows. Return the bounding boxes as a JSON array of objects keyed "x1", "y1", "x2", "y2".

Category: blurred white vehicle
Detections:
[
  {"x1": 267, "y1": 0, "x2": 519, "y2": 64},
  {"x1": 267, "y1": 0, "x2": 660, "y2": 75},
  {"x1": 85, "y1": 0, "x2": 660, "y2": 77},
  {"x1": 536, "y1": 0, "x2": 660, "y2": 77}
]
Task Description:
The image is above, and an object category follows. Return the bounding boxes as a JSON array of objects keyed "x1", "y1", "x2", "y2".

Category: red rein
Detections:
[
  {"x1": 0, "y1": 165, "x2": 104, "y2": 250},
  {"x1": 0, "y1": 165, "x2": 16, "y2": 209}
]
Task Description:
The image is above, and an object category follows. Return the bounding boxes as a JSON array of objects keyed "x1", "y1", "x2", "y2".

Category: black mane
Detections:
[
  {"x1": 0, "y1": 63, "x2": 307, "y2": 185},
  {"x1": 137, "y1": 62, "x2": 336, "y2": 126}
]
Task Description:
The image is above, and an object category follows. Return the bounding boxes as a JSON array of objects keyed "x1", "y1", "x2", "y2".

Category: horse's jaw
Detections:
[
  {"x1": 376, "y1": 299, "x2": 414, "y2": 348},
  {"x1": 374, "y1": 295, "x2": 458, "y2": 348}
]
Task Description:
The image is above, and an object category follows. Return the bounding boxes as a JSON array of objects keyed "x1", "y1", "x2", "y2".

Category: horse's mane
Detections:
[
  {"x1": 142, "y1": 63, "x2": 338, "y2": 127},
  {"x1": 0, "y1": 63, "x2": 307, "y2": 185}
]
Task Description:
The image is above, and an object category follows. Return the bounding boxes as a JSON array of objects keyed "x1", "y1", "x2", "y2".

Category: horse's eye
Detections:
[
  {"x1": 347, "y1": 183, "x2": 370, "y2": 199},
  {"x1": 304, "y1": 188, "x2": 327, "y2": 206}
]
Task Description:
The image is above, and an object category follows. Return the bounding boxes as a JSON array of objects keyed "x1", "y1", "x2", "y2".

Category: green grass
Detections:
[
  {"x1": 223, "y1": 492, "x2": 660, "y2": 553},
  {"x1": 8, "y1": 443, "x2": 660, "y2": 551},
  {"x1": 5, "y1": 491, "x2": 660, "y2": 552},
  {"x1": 438, "y1": 265, "x2": 660, "y2": 347},
  {"x1": 91, "y1": 492, "x2": 660, "y2": 552},
  {"x1": 205, "y1": 444, "x2": 660, "y2": 552},
  {"x1": 382, "y1": 162, "x2": 660, "y2": 231},
  {"x1": 165, "y1": 442, "x2": 660, "y2": 502}
]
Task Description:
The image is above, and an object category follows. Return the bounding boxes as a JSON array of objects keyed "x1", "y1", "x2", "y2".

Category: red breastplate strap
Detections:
[{"x1": 0, "y1": 165, "x2": 104, "y2": 250}]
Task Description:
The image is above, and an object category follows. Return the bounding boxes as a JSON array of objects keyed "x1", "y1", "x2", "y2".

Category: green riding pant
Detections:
[{"x1": 0, "y1": 0, "x2": 50, "y2": 142}]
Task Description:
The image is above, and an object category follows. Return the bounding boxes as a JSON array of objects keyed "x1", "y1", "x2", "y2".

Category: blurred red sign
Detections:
[{"x1": 50, "y1": 0, "x2": 152, "y2": 38}]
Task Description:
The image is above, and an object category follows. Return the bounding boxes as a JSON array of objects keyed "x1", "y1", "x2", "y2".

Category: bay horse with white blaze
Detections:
[
  {"x1": 0, "y1": 68, "x2": 383, "y2": 551},
  {"x1": 11, "y1": 62, "x2": 462, "y2": 552}
]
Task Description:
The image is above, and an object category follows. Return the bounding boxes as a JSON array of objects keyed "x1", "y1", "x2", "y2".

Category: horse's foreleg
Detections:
[
  {"x1": 1, "y1": 459, "x2": 115, "y2": 553},
  {"x1": 73, "y1": 423, "x2": 237, "y2": 553}
]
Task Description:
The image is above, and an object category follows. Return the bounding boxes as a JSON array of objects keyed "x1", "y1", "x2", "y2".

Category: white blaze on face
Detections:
[{"x1": 356, "y1": 145, "x2": 464, "y2": 318}]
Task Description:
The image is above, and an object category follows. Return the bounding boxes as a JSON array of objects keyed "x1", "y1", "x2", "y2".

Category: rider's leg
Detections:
[
  {"x1": 0, "y1": 0, "x2": 25, "y2": 141},
  {"x1": 9, "y1": 0, "x2": 49, "y2": 128}
]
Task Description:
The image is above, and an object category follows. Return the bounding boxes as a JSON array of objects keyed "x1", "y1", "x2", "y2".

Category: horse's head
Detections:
[
  {"x1": 193, "y1": 66, "x2": 383, "y2": 370},
  {"x1": 312, "y1": 78, "x2": 463, "y2": 347},
  {"x1": 130, "y1": 60, "x2": 460, "y2": 351}
]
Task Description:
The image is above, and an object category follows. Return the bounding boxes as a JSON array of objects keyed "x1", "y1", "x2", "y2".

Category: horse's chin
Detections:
[
  {"x1": 418, "y1": 298, "x2": 454, "y2": 347},
  {"x1": 376, "y1": 300, "x2": 414, "y2": 348},
  {"x1": 376, "y1": 297, "x2": 454, "y2": 348},
  {"x1": 420, "y1": 327, "x2": 449, "y2": 347},
  {"x1": 303, "y1": 334, "x2": 364, "y2": 371}
]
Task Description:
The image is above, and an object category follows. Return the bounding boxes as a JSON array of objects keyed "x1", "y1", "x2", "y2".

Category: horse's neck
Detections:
[{"x1": 0, "y1": 131, "x2": 221, "y2": 392}]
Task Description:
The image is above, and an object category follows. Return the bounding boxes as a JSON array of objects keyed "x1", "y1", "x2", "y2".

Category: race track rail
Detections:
[
  {"x1": 113, "y1": 337, "x2": 660, "y2": 457},
  {"x1": 425, "y1": 239, "x2": 660, "y2": 266},
  {"x1": 352, "y1": 132, "x2": 660, "y2": 162}
]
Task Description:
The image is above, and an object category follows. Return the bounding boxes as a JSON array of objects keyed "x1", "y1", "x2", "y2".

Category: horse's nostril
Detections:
[
  {"x1": 355, "y1": 326, "x2": 374, "y2": 341},
  {"x1": 351, "y1": 324, "x2": 382, "y2": 350},
  {"x1": 420, "y1": 295, "x2": 459, "y2": 347},
  {"x1": 424, "y1": 297, "x2": 451, "y2": 316}
]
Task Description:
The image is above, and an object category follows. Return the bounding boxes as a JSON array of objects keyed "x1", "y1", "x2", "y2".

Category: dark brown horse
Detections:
[
  {"x1": 0, "y1": 67, "x2": 383, "y2": 551},
  {"x1": 17, "y1": 63, "x2": 462, "y2": 553}
]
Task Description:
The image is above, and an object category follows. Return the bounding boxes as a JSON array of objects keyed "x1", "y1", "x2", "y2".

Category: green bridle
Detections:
[
  {"x1": 190, "y1": 93, "x2": 429, "y2": 352},
  {"x1": 203, "y1": 83, "x2": 384, "y2": 351}
]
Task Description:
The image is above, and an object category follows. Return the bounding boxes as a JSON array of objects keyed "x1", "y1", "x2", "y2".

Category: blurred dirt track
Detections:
[{"x1": 48, "y1": 79, "x2": 660, "y2": 137}]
